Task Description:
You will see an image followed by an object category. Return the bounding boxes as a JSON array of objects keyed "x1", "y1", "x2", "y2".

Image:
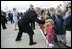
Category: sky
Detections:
[{"x1": 1, "y1": 1, "x2": 71, "y2": 12}]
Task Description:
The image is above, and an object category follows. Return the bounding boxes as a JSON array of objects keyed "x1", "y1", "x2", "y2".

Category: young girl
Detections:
[{"x1": 44, "y1": 19, "x2": 55, "y2": 48}]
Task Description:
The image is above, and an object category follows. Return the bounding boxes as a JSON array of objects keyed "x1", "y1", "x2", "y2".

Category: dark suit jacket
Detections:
[{"x1": 18, "y1": 10, "x2": 45, "y2": 35}]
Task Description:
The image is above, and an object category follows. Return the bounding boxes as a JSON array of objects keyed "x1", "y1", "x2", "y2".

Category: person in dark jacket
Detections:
[
  {"x1": 8, "y1": 10, "x2": 14, "y2": 24},
  {"x1": 64, "y1": 6, "x2": 71, "y2": 47},
  {"x1": 3, "y1": 12, "x2": 8, "y2": 24},
  {"x1": 15, "y1": 7, "x2": 45, "y2": 45},
  {"x1": 1, "y1": 11, "x2": 7, "y2": 30},
  {"x1": 54, "y1": 10, "x2": 66, "y2": 42}
]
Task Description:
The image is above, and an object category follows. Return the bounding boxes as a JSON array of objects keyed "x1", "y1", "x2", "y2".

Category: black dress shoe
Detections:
[
  {"x1": 3, "y1": 28, "x2": 7, "y2": 30},
  {"x1": 15, "y1": 38, "x2": 21, "y2": 41},
  {"x1": 29, "y1": 42, "x2": 37, "y2": 45}
]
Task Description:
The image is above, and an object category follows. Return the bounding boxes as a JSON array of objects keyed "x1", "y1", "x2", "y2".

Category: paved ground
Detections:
[
  {"x1": 1, "y1": 22, "x2": 47, "y2": 48},
  {"x1": 1, "y1": 21, "x2": 68, "y2": 48}
]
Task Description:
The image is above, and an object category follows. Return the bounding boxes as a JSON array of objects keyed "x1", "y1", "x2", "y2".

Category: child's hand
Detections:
[{"x1": 44, "y1": 23, "x2": 48, "y2": 28}]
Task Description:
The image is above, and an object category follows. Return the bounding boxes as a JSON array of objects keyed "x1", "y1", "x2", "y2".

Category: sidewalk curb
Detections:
[{"x1": 37, "y1": 26, "x2": 49, "y2": 48}]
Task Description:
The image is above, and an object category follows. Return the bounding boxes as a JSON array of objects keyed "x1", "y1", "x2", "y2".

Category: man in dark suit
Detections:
[{"x1": 15, "y1": 7, "x2": 45, "y2": 45}]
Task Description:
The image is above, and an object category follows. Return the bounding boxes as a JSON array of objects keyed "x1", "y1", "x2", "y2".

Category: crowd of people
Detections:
[{"x1": 1, "y1": 3, "x2": 71, "y2": 48}]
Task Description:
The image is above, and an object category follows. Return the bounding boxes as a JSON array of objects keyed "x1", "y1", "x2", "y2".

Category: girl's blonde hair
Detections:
[
  {"x1": 47, "y1": 19, "x2": 55, "y2": 29},
  {"x1": 47, "y1": 19, "x2": 54, "y2": 25}
]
